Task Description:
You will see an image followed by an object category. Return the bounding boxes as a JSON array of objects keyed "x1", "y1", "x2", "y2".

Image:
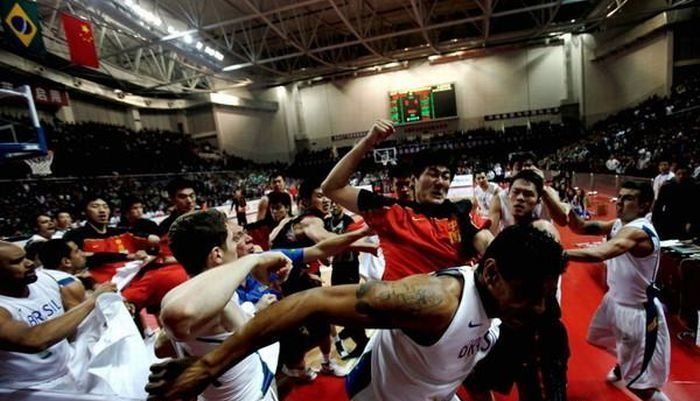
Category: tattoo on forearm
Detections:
[
  {"x1": 583, "y1": 222, "x2": 603, "y2": 235},
  {"x1": 355, "y1": 280, "x2": 445, "y2": 319}
]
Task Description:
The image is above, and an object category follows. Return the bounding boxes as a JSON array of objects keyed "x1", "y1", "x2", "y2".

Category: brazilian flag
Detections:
[{"x1": 1, "y1": 0, "x2": 45, "y2": 53}]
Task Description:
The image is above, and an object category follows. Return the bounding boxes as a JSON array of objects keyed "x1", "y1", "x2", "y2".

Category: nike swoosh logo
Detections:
[{"x1": 468, "y1": 321, "x2": 482, "y2": 328}]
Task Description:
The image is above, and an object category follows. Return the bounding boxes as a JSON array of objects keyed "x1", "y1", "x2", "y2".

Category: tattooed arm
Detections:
[
  {"x1": 146, "y1": 274, "x2": 461, "y2": 401},
  {"x1": 567, "y1": 208, "x2": 615, "y2": 236}
]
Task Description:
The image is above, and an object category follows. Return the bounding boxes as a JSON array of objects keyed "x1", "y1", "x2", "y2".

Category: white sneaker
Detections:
[
  {"x1": 606, "y1": 365, "x2": 621, "y2": 382},
  {"x1": 319, "y1": 360, "x2": 345, "y2": 377},
  {"x1": 281, "y1": 365, "x2": 317, "y2": 381}
]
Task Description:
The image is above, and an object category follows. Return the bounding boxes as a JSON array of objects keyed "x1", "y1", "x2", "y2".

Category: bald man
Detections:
[{"x1": 0, "y1": 241, "x2": 116, "y2": 390}]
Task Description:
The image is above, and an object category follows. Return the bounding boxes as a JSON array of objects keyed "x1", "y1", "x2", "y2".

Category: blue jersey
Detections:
[{"x1": 236, "y1": 248, "x2": 305, "y2": 304}]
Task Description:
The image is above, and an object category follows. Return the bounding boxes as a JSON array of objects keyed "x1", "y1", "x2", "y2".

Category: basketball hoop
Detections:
[
  {"x1": 373, "y1": 147, "x2": 397, "y2": 167},
  {"x1": 23, "y1": 150, "x2": 54, "y2": 176}
]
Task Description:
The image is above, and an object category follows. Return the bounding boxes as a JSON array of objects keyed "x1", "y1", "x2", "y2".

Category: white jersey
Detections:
[
  {"x1": 175, "y1": 295, "x2": 277, "y2": 401},
  {"x1": 0, "y1": 271, "x2": 72, "y2": 388},
  {"x1": 605, "y1": 218, "x2": 660, "y2": 305},
  {"x1": 652, "y1": 172, "x2": 674, "y2": 199},
  {"x1": 42, "y1": 268, "x2": 79, "y2": 288},
  {"x1": 347, "y1": 268, "x2": 499, "y2": 401},
  {"x1": 474, "y1": 183, "x2": 499, "y2": 217}
]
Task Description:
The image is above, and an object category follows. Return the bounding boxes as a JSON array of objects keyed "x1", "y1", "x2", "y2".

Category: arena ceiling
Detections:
[{"x1": 25, "y1": 0, "x2": 689, "y2": 94}]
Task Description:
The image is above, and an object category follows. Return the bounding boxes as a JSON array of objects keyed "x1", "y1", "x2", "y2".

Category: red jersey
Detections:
[{"x1": 358, "y1": 190, "x2": 479, "y2": 281}]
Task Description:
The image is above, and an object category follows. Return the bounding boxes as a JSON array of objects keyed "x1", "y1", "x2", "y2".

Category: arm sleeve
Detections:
[
  {"x1": 357, "y1": 189, "x2": 396, "y2": 212},
  {"x1": 278, "y1": 248, "x2": 304, "y2": 266}
]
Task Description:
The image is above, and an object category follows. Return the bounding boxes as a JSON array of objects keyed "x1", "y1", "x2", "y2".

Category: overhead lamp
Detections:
[{"x1": 222, "y1": 62, "x2": 253, "y2": 72}]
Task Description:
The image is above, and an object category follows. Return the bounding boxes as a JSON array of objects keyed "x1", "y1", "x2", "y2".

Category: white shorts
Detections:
[{"x1": 587, "y1": 293, "x2": 670, "y2": 390}]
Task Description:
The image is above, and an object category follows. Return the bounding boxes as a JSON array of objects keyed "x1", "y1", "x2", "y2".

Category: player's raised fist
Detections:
[{"x1": 365, "y1": 119, "x2": 395, "y2": 146}]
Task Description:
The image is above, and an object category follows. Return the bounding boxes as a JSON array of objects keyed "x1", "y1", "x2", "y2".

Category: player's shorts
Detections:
[{"x1": 587, "y1": 293, "x2": 670, "y2": 390}]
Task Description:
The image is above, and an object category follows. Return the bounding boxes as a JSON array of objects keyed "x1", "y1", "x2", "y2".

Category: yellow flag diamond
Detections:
[{"x1": 5, "y1": 2, "x2": 38, "y2": 48}]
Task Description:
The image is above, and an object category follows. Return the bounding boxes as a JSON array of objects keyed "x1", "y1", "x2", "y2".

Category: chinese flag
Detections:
[{"x1": 61, "y1": 13, "x2": 99, "y2": 68}]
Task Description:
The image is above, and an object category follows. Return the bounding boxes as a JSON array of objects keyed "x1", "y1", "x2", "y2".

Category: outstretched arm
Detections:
[
  {"x1": 303, "y1": 218, "x2": 378, "y2": 255},
  {"x1": 322, "y1": 119, "x2": 395, "y2": 214},
  {"x1": 488, "y1": 195, "x2": 502, "y2": 236},
  {"x1": 542, "y1": 186, "x2": 570, "y2": 226},
  {"x1": 257, "y1": 196, "x2": 269, "y2": 221},
  {"x1": 303, "y1": 226, "x2": 372, "y2": 262},
  {"x1": 565, "y1": 226, "x2": 647, "y2": 263},
  {"x1": 160, "y1": 253, "x2": 291, "y2": 341},
  {"x1": 567, "y1": 208, "x2": 615, "y2": 236},
  {"x1": 146, "y1": 274, "x2": 461, "y2": 401},
  {"x1": 0, "y1": 283, "x2": 116, "y2": 353}
]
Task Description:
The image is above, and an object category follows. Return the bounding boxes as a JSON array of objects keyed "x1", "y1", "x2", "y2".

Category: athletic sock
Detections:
[{"x1": 322, "y1": 353, "x2": 331, "y2": 364}]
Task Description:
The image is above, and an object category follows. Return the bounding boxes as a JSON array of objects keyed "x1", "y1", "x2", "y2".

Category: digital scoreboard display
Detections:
[{"x1": 389, "y1": 83, "x2": 457, "y2": 124}]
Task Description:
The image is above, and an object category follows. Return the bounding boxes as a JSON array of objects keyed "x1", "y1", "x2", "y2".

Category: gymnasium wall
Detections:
[
  {"x1": 185, "y1": 106, "x2": 216, "y2": 135},
  {"x1": 211, "y1": 87, "x2": 292, "y2": 163},
  {"x1": 582, "y1": 31, "x2": 672, "y2": 124},
  {"x1": 69, "y1": 96, "x2": 129, "y2": 126},
  {"x1": 139, "y1": 110, "x2": 182, "y2": 132},
  {"x1": 294, "y1": 43, "x2": 568, "y2": 149}
]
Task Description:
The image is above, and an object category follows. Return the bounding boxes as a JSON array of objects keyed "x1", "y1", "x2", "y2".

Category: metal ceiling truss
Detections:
[{"x1": 24, "y1": 0, "x2": 651, "y2": 91}]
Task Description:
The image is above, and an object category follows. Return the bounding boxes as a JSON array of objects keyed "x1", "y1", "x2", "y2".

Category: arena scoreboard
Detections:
[{"x1": 389, "y1": 83, "x2": 457, "y2": 124}]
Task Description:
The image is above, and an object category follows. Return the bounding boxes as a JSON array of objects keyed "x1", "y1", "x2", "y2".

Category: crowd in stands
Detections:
[
  {"x1": 2, "y1": 75, "x2": 700, "y2": 239},
  {"x1": 0, "y1": 170, "x2": 280, "y2": 239},
  {"x1": 1, "y1": 76, "x2": 699, "y2": 400},
  {"x1": 543, "y1": 75, "x2": 700, "y2": 176}
]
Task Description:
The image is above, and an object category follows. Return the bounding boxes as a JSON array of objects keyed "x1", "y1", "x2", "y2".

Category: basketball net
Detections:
[
  {"x1": 373, "y1": 147, "x2": 397, "y2": 166},
  {"x1": 23, "y1": 150, "x2": 54, "y2": 176}
]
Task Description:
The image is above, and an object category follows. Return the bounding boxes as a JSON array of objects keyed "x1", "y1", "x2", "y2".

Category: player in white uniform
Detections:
[
  {"x1": 145, "y1": 225, "x2": 567, "y2": 401},
  {"x1": 472, "y1": 169, "x2": 501, "y2": 219},
  {"x1": 37, "y1": 239, "x2": 90, "y2": 310},
  {"x1": 566, "y1": 181, "x2": 672, "y2": 401},
  {"x1": 0, "y1": 241, "x2": 116, "y2": 391},
  {"x1": 652, "y1": 160, "x2": 674, "y2": 200},
  {"x1": 157, "y1": 210, "x2": 374, "y2": 400},
  {"x1": 465, "y1": 170, "x2": 567, "y2": 401}
]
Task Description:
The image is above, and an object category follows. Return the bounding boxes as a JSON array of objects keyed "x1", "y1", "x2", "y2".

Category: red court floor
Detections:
[{"x1": 283, "y1": 224, "x2": 700, "y2": 401}]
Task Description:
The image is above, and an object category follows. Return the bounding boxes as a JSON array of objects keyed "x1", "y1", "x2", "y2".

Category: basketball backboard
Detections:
[{"x1": 0, "y1": 85, "x2": 48, "y2": 162}]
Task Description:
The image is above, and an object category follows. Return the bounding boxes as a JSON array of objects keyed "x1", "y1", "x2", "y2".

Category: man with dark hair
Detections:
[
  {"x1": 652, "y1": 160, "x2": 674, "y2": 200},
  {"x1": 322, "y1": 119, "x2": 493, "y2": 281},
  {"x1": 388, "y1": 163, "x2": 414, "y2": 202},
  {"x1": 159, "y1": 209, "x2": 374, "y2": 399},
  {"x1": 64, "y1": 196, "x2": 149, "y2": 283},
  {"x1": 256, "y1": 172, "x2": 294, "y2": 223},
  {"x1": 566, "y1": 181, "x2": 672, "y2": 401},
  {"x1": 269, "y1": 175, "x2": 376, "y2": 378},
  {"x1": 0, "y1": 241, "x2": 116, "y2": 391},
  {"x1": 247, "y1": 190, "x2": 293, "y2": 252},
  {"x1": 24, "y1": 213, "x2": 56, "y2": 250},
  {"x1": 146, "y1": 225, "x2": 567, "y2": 401},
  {"x1": 64, "y1": 196, "x2": 188, "y2": 314},
  {"x1": 37, "y1": 239, "x2": 89, "y2": 310},
  {"x1": 119, "y1": 196, "x2": 159, "y2": 237},
  {"x1": 229, "y1": 188, "x2": 248, "y2": 226},
  {"x1": 158, "y1": 178, "x2": 197, "y2": 236},
  {"x1": 267, "y1": 191, "x2": 293, "y2": 223},
  {"x1": 472, "y1": 168, "x2": 501, "y2": 219},
  {"x1": 465, "y1": 169, "x2": 568, "y2": 401},
  {"x1": 652, "y1": 165, "x2": 698, "y2": 240},
  {"x1": 325, "y1": 201, "x2": 369, "y2": 359},
  {"x1": 489, "y1": 152, "x2": 569, "y2": 235},
  {"x1": 53, "y1": 211, "x2": 73, "y2": 238}
]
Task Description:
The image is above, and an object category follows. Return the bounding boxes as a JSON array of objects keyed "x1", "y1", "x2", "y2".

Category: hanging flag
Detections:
[
  {"x1": 61, "y1": 13, "x2": 99, "y2": 68},
  {"x1": 1, "y1": 0, "x2": 46, "y2": 54}
]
